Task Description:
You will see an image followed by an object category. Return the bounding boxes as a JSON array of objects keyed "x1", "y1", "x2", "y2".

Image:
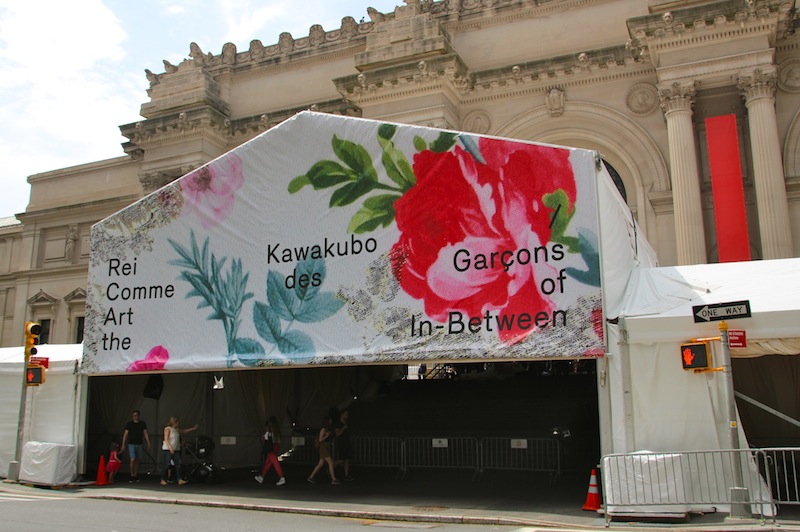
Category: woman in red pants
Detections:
[{"x1": 255, "y1": 416, "x2": 285, "y2": 486}]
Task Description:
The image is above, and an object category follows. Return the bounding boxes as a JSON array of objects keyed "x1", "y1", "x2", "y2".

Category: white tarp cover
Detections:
[
  {"x1": 0, "y1": 344, "x2": 85, "y2": 479},
  {"x1": 19, "y1": 441, "x2": 76, "y2": 486},
  {"x1": 611, "y1": 258, "x2": 800, "y2": 454},
  {"x1": 83, "y1": 111, "x2": 637, "y2": 374}
]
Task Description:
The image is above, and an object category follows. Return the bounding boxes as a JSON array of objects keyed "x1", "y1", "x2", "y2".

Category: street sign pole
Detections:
[
  {"x1": 719, "y1": 322, "x2": 740, "y2": 448},
  {"x1": 720, "y1": 320, "x2": 747, "y2": 514}
]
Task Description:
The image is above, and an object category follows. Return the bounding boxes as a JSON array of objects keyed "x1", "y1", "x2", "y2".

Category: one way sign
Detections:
[{"x1": 693, "y1": 300, "x2": 751, "y2": 323}]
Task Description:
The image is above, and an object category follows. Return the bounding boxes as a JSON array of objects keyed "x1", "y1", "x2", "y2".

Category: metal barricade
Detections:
[
  {"x1": 402, "y1": 437, "x2": 480, "y2": 479},
  {"x1": 343, "y1": 437, "x2": 404, "y2": 477},
  {"x1": 759, "y1": 448, "x2": 800, "y2": 507},
  {"x1": 602, "y1": 449, "x2": 776, "y2": 526},
  {"x1": 479, "y1": 437, "x2": 561, "y2": 482},
  {"x1": 279, "y1": 434, "x2": 318, "y2": 465}
]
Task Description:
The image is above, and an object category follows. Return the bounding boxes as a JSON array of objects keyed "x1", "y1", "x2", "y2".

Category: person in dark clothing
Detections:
[
  {"x1": 120, "y1": 410, "x2": 151, "y2": 482},
  {"x1": 334, "y1": 409, "x2": 354, "y2": 481}
]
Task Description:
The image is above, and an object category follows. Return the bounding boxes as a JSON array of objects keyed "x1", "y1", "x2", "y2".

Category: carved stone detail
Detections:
[
  {"x1": 626, "y1": 83, "x2": 659, "y2": 116},
  {"x1": 545, "y1": 88, "x2": 565, "y2": 117},
  {"x1": 65, "y1": 225, "x2": 78, "y2": 264},
  {"x1": 462, "y1": 110, "x2": 491, "y2": 134},
  {"x1": 64, "y1": 288, "x2": 87, "y2": 310},
  {"x1": 658, "y1": 81, "x2": 696, "y2": 115},
  {"x1": 738, "y1": 68, "x2": 777, "y2": 103},
  {"x1": 249, "y1": 40, "x2": 265, "y2": 61},
  {"x1": 777, "y1": 58, "x2": 800, "y2": 93},
  {"x1": 340, "y1": 17, "x2": 358, "y2": 39},
  {"x1": 309, "y1": 25, "x2": 326, "y2": 47},
  {"x1": 278, "y1": 32, "x2": 295, "y2": 53},
  {"x1": 222, "y1": 43, "x2": 237, "y2": 65}
]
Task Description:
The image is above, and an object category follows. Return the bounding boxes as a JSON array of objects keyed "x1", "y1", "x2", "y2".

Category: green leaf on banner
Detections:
[
  {"x1": 413, "y1": 136, "x2": 427, "y2": 152},
  {"x1": 332, "y1": 135, "x2": 378, "y2": 182},
  {"x1": 543, "y1": 189, "x2": 580, "y2": 253},
  {"x1": 277, "y1": 330, "x2": 315, "y2": 355},
  {"x1": 295, "y1": 292, "x2": 345, "y2": 323},
  {"x1": 267, "y1": 270, "x2": 299, "y2": 321},
  {"x1": 348, "y1": 194, "x2": 399, "y2": 233},
  {"x1": 378, "y1": 123, "x2": 397, "y2": 140},
  {"x1": 294, "y1": 258, "x2": 326, "y2": 300},
  {"x1": 430, "y1": 132, "x2": 457, "y2": 153},
  {"x1": 253, "y1": 301, "x2": 282, "y2": 344},
  {"x1": 330, "y1": 179, "x2": 376, "y2": 207},
  {"x1": 378, "y1": 137, "x2": 415, "y2": 189}
]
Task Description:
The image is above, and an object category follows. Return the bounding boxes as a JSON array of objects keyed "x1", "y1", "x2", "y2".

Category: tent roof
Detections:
[
  {"x1": 0, "y1": 344, "x2": 82, "y2": 374},
  {"x1": 620, "y1": 258, "x2": 800, "y2": 354}
]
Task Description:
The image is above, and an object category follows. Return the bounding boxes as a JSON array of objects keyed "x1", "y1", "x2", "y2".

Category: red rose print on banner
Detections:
[{"x1": 391, "y1": 137, "x2": 577, "y2": 344}]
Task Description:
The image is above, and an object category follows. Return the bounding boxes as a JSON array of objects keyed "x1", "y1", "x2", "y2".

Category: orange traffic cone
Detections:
[
  {"x1": 95, "y1": 455, "x2": 110, "y2": 486},
  {"x1": 581, "y1": 468, "x2": 601, "y2": 511}
]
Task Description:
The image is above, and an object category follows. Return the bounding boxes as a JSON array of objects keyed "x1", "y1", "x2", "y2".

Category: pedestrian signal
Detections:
[
  {"x1": 24, "y1": 322, "x2": 41, "y2": 359},
  {"x1": 26, "y1": 364, "x2": 45, "y2": 386},
  {"x1": 681, "y1": 342, "x2": 710, "y2": 370}
]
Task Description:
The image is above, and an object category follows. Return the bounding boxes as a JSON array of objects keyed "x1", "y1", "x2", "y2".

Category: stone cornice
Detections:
[
  {"x1": 226, "y1": 100, "x2": 361, "y2": 143},
  {"x1": 627, "y1": 0, "x2": 793, "y2": 42},
  {"x1": 120, "y1": 107, "x2": 230, "y2": 151},
  {"x1": 147, "y1": 19, "x2": 379, "y2": 84},
  {"x1": 440, "y1": 0, "x2": 605, "y2": 33},
  {"x1": 337, "y1": 42, "x2": 656, "y2": 105},
  {"x1": 465, "y1": 65, "x2": 657, "y2": 104},
  {"x1": 28, "y1": 156, "x2": 134, "y2": 184},
  {"x1": 143, "y1": 1, "x2": 611, "y2": 86},
  {"x1": 15, "y1": 195, "x2": 141, "y2": 225},
  {"x1": 228, "y1": 43, "x2": 368, "y2": 84}
]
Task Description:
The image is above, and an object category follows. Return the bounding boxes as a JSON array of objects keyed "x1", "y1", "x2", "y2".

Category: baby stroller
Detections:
[{"x1": 183, "y1": 435, "x2": 222, "y2": 483}]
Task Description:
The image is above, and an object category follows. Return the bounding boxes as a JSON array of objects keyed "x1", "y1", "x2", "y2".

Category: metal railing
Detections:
[
  {"x1": 601, "y1": 448, "x2": 800, "y2": 525},
  {"x1": 479, "y1": 437, "x2": 561, "y2": 482},
  {"x1": 760, "y1": 448, "x2": 800, "y2": 507},
  {"x1": 403, "y1": 437, "x2": 480, "y2": 479},
  {"x1": 282, "y1": 434, "x2": 562, "y2": 481}
]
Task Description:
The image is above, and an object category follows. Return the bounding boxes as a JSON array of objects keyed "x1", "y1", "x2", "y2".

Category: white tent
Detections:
[
  {"x1": 604, "y1": 258, "x2": 800, "y2": 454},
  {"x1": 0, "y1": 344, "x2": 87, "y2": 481}
]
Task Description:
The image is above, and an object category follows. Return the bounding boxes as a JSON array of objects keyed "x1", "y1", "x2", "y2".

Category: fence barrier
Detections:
[
  {"x1": 480, "y1": 437, "x2": 561, "y2": 482},
  {"x1": 281, "y1": 434, "x2": 562, "y2": 481},
  {"x1": 403, "y1": 437, "x2": 480, "y2": 479},
  {"x1": 601, "y1": 448, "x2": 800, "y2": 525}
]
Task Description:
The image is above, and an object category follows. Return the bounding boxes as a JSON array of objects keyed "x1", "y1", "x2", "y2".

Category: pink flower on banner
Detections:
[
  {"x1": 391, "y1": 136, "x2": 577, "y2": 344},
  {"x1": 127, "y1": 345, "x2": 169, "y2": 372},
  {"x1": 181, "y1": 154, "x2": 244, "y2": 229}
]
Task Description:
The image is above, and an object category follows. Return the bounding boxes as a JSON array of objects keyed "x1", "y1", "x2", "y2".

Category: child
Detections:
[{"x1": 106, "y1": 442, "x2": 122, "y2": 483}]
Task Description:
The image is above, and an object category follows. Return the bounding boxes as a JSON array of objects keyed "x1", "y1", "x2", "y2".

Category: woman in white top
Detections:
[{"x1": 160, "y1": 416, "x2": 198, "y2": 486}]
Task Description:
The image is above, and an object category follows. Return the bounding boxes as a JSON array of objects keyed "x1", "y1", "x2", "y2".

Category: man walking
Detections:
[{"x1": 120, "y1": 410, "x2": 151, "y2": 482}]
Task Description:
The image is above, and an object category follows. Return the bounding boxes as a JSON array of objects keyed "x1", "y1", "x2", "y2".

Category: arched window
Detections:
[{"x1": 602, "y1": 159, "x2": 627, "y2": 203}]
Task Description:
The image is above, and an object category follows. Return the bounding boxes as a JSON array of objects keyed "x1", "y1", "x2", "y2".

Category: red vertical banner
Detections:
[{"x1": 705, "y1": 114, "x2": 751, "y2": 262}]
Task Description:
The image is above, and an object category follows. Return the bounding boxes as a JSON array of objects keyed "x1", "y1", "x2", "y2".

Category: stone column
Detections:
[
  {"x1": 738, "y1": 68, "x2": 793, "y2": 259},
  {"x1": 658, "y1": 80, "x2": 707, "y2": 265}
]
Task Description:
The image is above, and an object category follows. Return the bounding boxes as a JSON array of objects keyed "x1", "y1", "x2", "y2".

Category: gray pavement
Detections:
[{"x1": 3, "y1": 465, "x2": 800, "y2": 531}]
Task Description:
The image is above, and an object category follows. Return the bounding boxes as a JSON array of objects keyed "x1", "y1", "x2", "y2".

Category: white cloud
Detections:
[
  {"x1": 0, "y1": 0, "x2": 140, "y2": 215},
  {"x1": 0, "y1": 0, "x2": 405, "y2": 216}
]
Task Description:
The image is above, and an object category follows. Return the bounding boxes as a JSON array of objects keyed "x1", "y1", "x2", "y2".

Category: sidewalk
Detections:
[{"x1": 4, "y1": 466, "x2": 800, "y2": 531}]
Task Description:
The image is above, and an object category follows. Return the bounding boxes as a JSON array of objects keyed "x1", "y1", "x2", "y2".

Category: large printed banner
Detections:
[{"x1": 83, "y1": 112, "x2": 604, "y2": 374}]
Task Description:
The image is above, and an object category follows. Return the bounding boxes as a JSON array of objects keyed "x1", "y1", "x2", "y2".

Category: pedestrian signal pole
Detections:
[{"x1": 9, "y1": 322, "x2": 41, "y2": 481}]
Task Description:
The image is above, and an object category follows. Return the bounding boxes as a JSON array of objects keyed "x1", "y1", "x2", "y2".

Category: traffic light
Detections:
[
  {"x1": 681, "y1": 342, "x2": 710, "y2": 370},
  {"x1": 24, "y1": 321, "x2": 41, "y2": 360},
  {"x1": 26, "y1": 364, "x2": 45, "y2": 386}
]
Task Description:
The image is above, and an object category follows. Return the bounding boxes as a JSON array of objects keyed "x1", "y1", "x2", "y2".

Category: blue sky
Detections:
[{"x1": 0, "y1": 0, "x2": 402, "y2": 217}]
